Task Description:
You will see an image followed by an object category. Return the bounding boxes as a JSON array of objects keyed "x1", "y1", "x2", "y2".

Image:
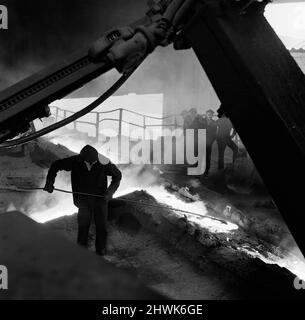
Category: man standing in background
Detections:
[
  {"x1": 189, "y1": 108, "x2": 203, "y2": 158},
  {"x1": 216, "y1": 115, "x2": 239, "y2": 170},
  {"x1": 181, "y1": 109, "x2": 193, "y2": 133},
  {"x1": 202, "y1": 109, "x2": 217, "y2": 178},
  {"x1": 181, "y1": 109, "x2": 195, "y2": 166}
]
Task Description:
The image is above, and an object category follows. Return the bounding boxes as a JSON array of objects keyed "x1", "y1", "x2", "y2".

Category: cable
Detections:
[
  {"x1": 0, "y1": 72, "x2": 132, "y2": 149},
  {"x1": 0, "y1": 186, "x2": 228, "y2": 224},
  {"x1": 163, "y1": 0, "x2": 186, "y2": 22}
]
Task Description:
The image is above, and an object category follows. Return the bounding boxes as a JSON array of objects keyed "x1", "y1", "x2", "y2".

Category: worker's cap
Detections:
[
  {"x1": 206, "y1": 109, "x2": 215, "y2": 114},
  {"x1": 180, "y1": 110, "x2": 189, "y2": 117},
  {"x1": 80, "y1": 145, "x2": 98, "y2": 163},
  {"x1": 189, "y1": 108, "x2": 197, "y2": 114}
]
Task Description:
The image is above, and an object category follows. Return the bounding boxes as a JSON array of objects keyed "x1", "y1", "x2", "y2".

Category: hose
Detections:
[
  {"x1": 0, "y1": 186, "x2": 228, "y2": 224},
  {"x1": 172, "y1": 0, "x2": 196, "y2": 28},
  {"x1": 0, "y1": 72, "x2": 132, "y2": 149},
  {"x1": 163, "y1": 0, "x2": 186, "y2": 22}
]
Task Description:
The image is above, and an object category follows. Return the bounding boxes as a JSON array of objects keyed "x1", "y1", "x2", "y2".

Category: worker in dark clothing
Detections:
[
  {"x1": 189, "y1": 108, "x2": 204, "y2": 130},
  {"x1": 216, "y1": 116, "x2": 239, "y2": 170},
  {"x1": 181, "y1": 109, "x2": 193, "y2": 133},
  {"x1": 201, "y1": 109, "x2": 217, "y2": 177},
  {"x1": 181, "y1": 109, "x2": 194, "y2": 165},
  {"x1": 189, "y1": 108, "x2": 205, "y2": 158},
  {"x1": 43, "y1": 145, "x2": 122, "y2": 255}
]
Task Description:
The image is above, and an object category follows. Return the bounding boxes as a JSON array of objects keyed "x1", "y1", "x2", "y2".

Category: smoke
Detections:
[
  {"x1": 28, "y1": 175, "x2": 77, "y2": 223},
  {"x1": 2, "y1": 133, "x2": 304, "y2": 279},
  {"x1": 25, "y1": 133, "x2": 240, "y2": 236}
]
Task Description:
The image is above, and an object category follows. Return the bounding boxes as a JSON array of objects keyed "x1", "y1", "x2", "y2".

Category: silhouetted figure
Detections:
[
  {"x1": 189, "y1": 108, "x2": 205, "y2": 129},
  {"x1": 201, "y1": 109, "x2": 217, "y2": 177},
  {"x1": 181, "y1": 109, "x2": 194, "y2": 165},
  {"x1": 181, "y1": 109, "x2": 193, "y2": 133},
  {"x1": 189, "y1": 108, "x2": 204, "y2": 157},
  {"x1": 216, "y1": 116, "x2": 238, "y2": 170},
  {"x1": 44, "y1": 145, "x2": 122, "y2": 255}
]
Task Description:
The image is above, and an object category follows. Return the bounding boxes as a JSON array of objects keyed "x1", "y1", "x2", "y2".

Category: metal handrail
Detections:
[
  {"x1": 49, "y1": 105, "x2": 180, "y2": 143},
  {"x1": 50, "y1": 105, "x2": 179, "y2": 121}
]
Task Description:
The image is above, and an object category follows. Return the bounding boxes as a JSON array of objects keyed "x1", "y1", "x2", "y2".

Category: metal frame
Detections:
[{"x1": 181, "y1": 1, "x2": 305, "y2": 254}]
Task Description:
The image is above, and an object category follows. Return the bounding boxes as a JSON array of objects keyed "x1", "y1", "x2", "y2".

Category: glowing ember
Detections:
[
  {"x1": 116, "y1": 185, "x2": 239, "y2": 234},
  {"x1": 30, "y1": 197, "x2": 76, "y2": 223},
  {"x1": 238, "y1": 246, "x2": 305, "y2": 281},
  {"x1": 28, "y1": 179, "x2": 238, "y2": 233},
  {"x1": 23, "y1": 136, "x2": 303, "y2": 281}
]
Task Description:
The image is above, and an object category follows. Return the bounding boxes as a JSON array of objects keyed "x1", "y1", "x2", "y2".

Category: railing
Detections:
[
  {"x1": 45, "y1": 106, "x2": 245, "y2": 164},
  {"x1": 49, "y1": 106, "x2": 182, "y2": 143}
]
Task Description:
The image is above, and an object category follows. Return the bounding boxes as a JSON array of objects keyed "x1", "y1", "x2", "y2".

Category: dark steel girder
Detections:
[{"x1": 182, "y1": 1, "x2": 305, "y2": 255}]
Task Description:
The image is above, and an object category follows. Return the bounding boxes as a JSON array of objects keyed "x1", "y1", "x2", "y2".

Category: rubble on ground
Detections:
[{"x1": 47, "y1": 190, "x2": 305, "y2": 299}]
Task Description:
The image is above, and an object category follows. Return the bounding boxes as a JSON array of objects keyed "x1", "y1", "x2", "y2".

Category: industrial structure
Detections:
[{"x1": 0, "y1": 0, "x2": 305, "y2": 299}]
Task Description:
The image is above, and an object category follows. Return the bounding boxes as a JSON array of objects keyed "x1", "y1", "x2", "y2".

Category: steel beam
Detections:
[{"x1": 181, "y1": 1, "x2": 305, "y2": 254}]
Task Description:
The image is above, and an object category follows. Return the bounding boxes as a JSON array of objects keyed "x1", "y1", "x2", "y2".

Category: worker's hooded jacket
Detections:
[{"x1": 46, "y1": 155, "x2": 122, "y2": 208}]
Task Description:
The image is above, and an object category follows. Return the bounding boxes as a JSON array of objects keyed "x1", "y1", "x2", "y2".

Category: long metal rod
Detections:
[{"x1": 0, "y1": 186, "x2": 229, "y2": 224}]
